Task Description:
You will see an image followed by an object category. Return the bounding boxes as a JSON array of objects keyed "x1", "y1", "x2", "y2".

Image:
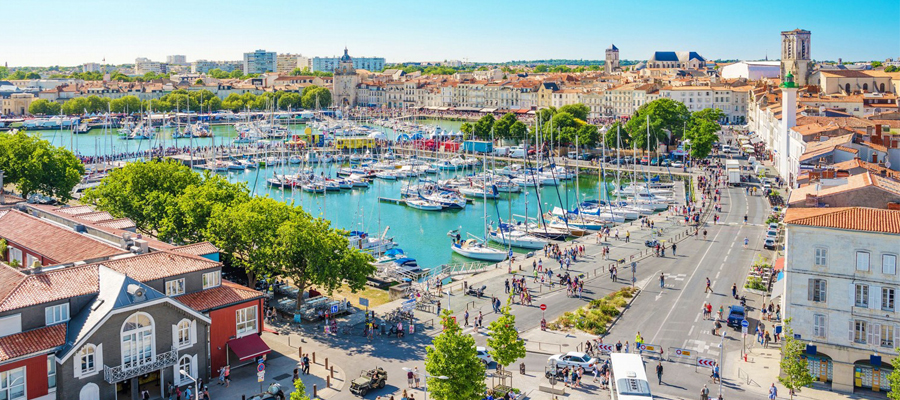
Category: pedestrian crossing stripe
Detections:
[{"x1": 671, "y1": 274, "x2": 687, "y2": 281}]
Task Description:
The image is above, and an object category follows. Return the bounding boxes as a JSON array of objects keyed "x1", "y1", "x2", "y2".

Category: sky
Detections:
[{"x1": 2, "y1": 0, "x2": 897, "y2": 67}]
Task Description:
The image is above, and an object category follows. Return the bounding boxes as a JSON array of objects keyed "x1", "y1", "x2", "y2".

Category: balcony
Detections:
[{"x1": 103, "y1": 347, "x2": 178, "y2": 383}]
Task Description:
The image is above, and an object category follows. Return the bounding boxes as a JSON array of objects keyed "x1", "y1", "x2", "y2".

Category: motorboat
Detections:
[
  {"x1": 346, "y1": 228, "x2": 396, "y2": 256},
  {"x1": 487, "y1": 224, "x2": 548, "y2": 249},
  {"x1": 458, "y1": 186, "x2": 500, "y2": 200},
  {"x1": 301, "y1": 183, "x2": 326, "y2": 193},
  {"x1": 450, "y1": 238, "x2": 508, "y2": 262},
  {"x1": 406, "y1": 198, "x2": 443, "y2": 211}
]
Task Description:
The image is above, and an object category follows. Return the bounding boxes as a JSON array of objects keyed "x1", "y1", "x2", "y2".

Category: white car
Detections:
[
  {"x1": 548, "y1": 351, "x2": 597, "y2": 371},
  {"x1": 670, "y1": 161, "x2": 684, "y2": 168},
  {"x1": 476, "y1": 346, "x2": 492, "y2": 366}
]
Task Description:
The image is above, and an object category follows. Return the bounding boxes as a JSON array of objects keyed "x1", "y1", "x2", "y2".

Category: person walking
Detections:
[
  {"x1": 659, "y1": 273, "x2": 665, "y2": 288},
  {"x1": 656, "y1": 362, "x2": 663, "y2": 384},
  {"x1": 701, "y1": 384, "x2": 710, "y2": 400},
  {"x1": 731, "y1": 283, "x2": 737, "y2": 299},
  {"x1": 672, "y1": 243, "x2": 677, "y2": 256},
  {"x1": 705, "y1": 277, "x2": 712, "y2": 293},
  {"x1": 768, "y1": 383, "x2": 778, "y2": 400}
]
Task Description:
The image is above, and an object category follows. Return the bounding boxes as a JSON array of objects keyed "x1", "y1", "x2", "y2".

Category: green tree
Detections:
[
  {"x1": 0, "y1": 66, "x2": 8, "y2": 79},
  {"x1": 0, "y1": 131, "x2": 84, "y2": 201},
  {"x1": 28, "y1": 99, "x2": 61, "y2": 116},
  {"x1": 473, "y1": 114, "x2": 495, "y2": 140},
  {"x1": 576, "y1": 124, "x2": 600, "y2": 148},
  {"x1": 158, "y1": 173, "x2": 250, "y2": 244},
  {"x1": 206, "y1": 197, "x2": 293, "y2": 288},
  {"x1": 684, "y1": 119, "x2": 718, "y2": 159},
  {"x1": 301, "y1": 85, "x2": 332, "y2": 109},
  {"x1": 221, "y1": 93, "x2": 246, "y2": 112},
  {"x1": 85, "y1": 95, "x2": 110, "y2": 114},
  {"x1": 425, "y1": 311, "x2": 486, "y2": 400},
  {"x1": 275, "y1": 210, "x2": 374, "y2": 310},
  {"x1": 778, "y1": 318, "x2": 814, "y2": 400},
  {"x1": 548, "y1": 111, "x2": 579, "y2": 145},
  {"x1": 509, "y1": 121, "x2": 527, "y2": 142},
  {"x1": 625, "y1": 98, "x2": 690, "y2": 150},
  {"x1": 0, "y1": 239, "x2": 6, "y2": 261},
  {"x1": 290, "y1": 376, "x2": 311, "y2": 400},
  {"x1": 558, "y1": 103, "x2": 590, "y2": 121},
  {"x1": 460, "y1": 122, "x2": 473, "y2": 137},
  {"x1": 487, "y1": 305, "x2": 526, "y2": 370},
  {"x1": 886, "y1": 66, "x2": 899, "y2": 73},
  {"x1": 691, "y1": 108, "x2": 726, "y2": 125},
  {"x1": 493, "y1": 113, "x2": 517, "y2": 140},
  {"x1": 61, "y1": 97, "x2": 90, "y2": 115},
  {"x1": 229, "y1": 69, "x2": 244, "y2": 79},
  {"x1": 604, "y1": 121, "x2": 630, "y2": 149},
  {"x1": 872, "y1": 61, "x2": 883, "y2": 68},
  {"x1": 110, "y1": 95, "x2": 142, "y2": 113},
  {"x1": 888, "y1": 349, "x2": 900, "y2": 400},
  {"x1": 207, "y1": 69, "x2": 229, "y2": 79},
  {"x1": 83, "y1": 160, "x2": 202, "y2": 233},
  {"x1": 533, "y1": 65, "x2": 549, "y2": 73}
]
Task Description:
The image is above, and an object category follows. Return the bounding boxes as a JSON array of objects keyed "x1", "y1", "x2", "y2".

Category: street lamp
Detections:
[
  {"x1": 402, "y1": 367, "x2": 448, "y2": 400},
  {"x1": 179, "y1": 369, "x2": 199, "y2": 400}
]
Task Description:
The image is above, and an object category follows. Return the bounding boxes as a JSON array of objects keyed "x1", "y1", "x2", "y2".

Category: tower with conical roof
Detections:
[{"x1": 605, "y1": 44, "x2": 619, "y2": 74}]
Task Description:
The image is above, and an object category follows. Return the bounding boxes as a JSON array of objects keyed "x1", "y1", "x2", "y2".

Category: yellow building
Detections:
[{"x1": 1, "y1": 93, "x2": 35, "y2": 115}]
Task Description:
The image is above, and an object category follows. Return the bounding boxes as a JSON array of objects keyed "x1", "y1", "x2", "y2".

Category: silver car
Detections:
[{"x1": 547, "y1": 351, "x2": 598, "y2": 371}]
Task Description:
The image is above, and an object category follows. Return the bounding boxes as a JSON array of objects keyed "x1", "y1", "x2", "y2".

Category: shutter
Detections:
[
  {"x1": 894, "y1": 325, "x2": 899, "y2": 347},
  {"x1": 190, "y1": 320, "x2": 198, "y2": 346},
  {"x1": 191, "y1": 355, "x2": 198, "y2": 380},
  {"x1": 850, "y1": 320, "x2": 855, "y2": 342},
  {"x1": 874, "y1": 287, "x2": 882, "y2": 311},
  {"x1": 96, "y1": 344, "x2": 103, "y2": 372},
  {"x1": 808, "y1": 279, "x2": 814, "y2": 301},
  {"x1": 74, "y1": 350, "x2": 82, "y2": 379},
  {"x1": 868, "y1": 323, "x2": 875, "y2": 345},
  {"x1": 172, "y1": 325, "x2": 178, "y2": 348},
  {"x1": 174, "y1": 364, "x2": 180, "y2": 386},
  {"x1": 874, "y1": 324, "x2": 882, "y2": 347},
  {"x1": 851, "y1": 283, "x2": 857, "y2": 305}
]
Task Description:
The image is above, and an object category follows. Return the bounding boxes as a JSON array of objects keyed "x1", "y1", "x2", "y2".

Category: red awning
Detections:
[
  {"x1": 227, "y1": 334, "x2": 271, "y2": 362},
  {"x1": 773, "y1": 257, "x2": 785, "y2": 271}
]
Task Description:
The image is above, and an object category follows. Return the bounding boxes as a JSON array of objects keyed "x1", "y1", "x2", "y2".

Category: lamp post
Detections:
[
  {"x1": 179, "y1": 369, "x2": 199, "y2": 400},
  {"x1": 402, "y1": 367, "x2": 447, "y2": 400}
]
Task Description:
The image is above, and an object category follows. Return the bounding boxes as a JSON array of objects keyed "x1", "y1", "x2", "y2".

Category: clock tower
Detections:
[{"x1": 333, "y1": 47, "x2": 359, "y2": 107}]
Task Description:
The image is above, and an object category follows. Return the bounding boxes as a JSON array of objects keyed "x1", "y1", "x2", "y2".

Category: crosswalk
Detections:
[{"x1": 682, "y1": 338, "x2": 721, "y2": 358}]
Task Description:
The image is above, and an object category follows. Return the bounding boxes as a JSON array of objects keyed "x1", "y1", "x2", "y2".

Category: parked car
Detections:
[
  {"x1": 660, "y1": 159, "x2": 672, "y2": 167},
  {"x1": 622, "y1": 156, "x2": 634, "y2": 164},
  {"x1": 767, "y1": 223, "x2": 780, "y2": 231},
  {"x1": 650, "y1": 157, "x2": 660, "y2": 166},
  {"x1": 726, "y1": 305, "x2": 746, "y2": 329},
  {"x1": 548, "y1": 352, "x2": 598, "y2": 371},
  {"x1": 671, "y1": 161, "x2": 684, "y2": 168},
  {"x1": 476, "y1": 346, "x2": 492, "y2": 366},
  {"x1": 765, "y1": 229, "x2": 778, "y2": 239},
  {"x1": 764, "y1": 238, "x2": 776, "y2": 250},
  {"x1": 640, "y1": 156, "x2": 650, "y2": 165}
]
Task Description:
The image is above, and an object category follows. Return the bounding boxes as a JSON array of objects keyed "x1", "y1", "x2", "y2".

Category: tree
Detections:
[
  {"x1": 275, "y1": 211, "x2": 374, "y2": 310},
  {"x1": 61, "y1": 97, "x2": 89, "y2": 115},
  {"x1": 576, "y1": 124, "x2": 600, "y2": 148},
  {"x1": 691, "y1": 108, "x2": 726, "y2": 125},
  {"x1": 625, "y1": 98, "x2": 690, "y2": 150},
  {"x1": 82, "y1": 160, "x2": 202, "y2": 233},
  {"x1": 207, "y1": 69, "x2": 230, "y2": 79},
  {"x1": 684, "y1": 119, "x2": 718, "y2": 160},
  {"x1": 28, "y1": 99, "x2": 61, "y2": 116},
  {"x1": 0, "y1": 66, "x2": 8, "y2": 79},
  {"x1": 0, "y1": 131, "x2": 84, "y2": 201},
  {"x1": 487, "y1": 305, "x2": 526, "y2": 371},
  {"x1": 886, "y1": 66, "x2": 899, "y2": 73},
  {"x1": 425, "y1": 311, "x2": 486, "y2": 400},
  {"x1": 778, "y1": 318, "x2": 814, "y2": 400},
  {"x1": 509, "y1": 121, "x2": 527, "y2": 142},
  {"x1": 473, "y1": 114, "x2": 495, "y2": 139},
  {"x1": 110, "y1": 95, "x2": 142, "y2": 113},
  {"x1": 558, "y1": 103, "x2": 590, "y2": 121},
  {"x1": 229, "y1": 69, "x2": 244, "y2": 79},
  {"x1": 493, "y1": 113, "x2": 516, "y2": 140},
  {"x1": 301, "y1": 85, "x2": 332, "y2": 109},
  {"x1": 290, "y1": 376, "x2": 311, "y2": 400},
  {"x1": 533, "y1": 65, "x2": 549, "y2": 73},
  {"x1": 604, "y1": 121, "x2": 630, "y2": 149},
  {"x1": 888, "y1": 348, "x2": 900, "y2": 400},
  {"x1": 460, "y1": 122, "x2": 473, "y2": 138},
  {"x1": 158, "y1": 173, "x2": 250, "y2": 244},
  {"x1": 872, "y1": 61, "x2": 883, "y2": 68},
  {"x1": 206, "y1": 197, "x2": 293, "y2": 288}
]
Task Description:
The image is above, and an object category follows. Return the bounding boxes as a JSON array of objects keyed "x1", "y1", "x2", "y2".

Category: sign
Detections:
[
  {"x1": 359, "y1": 297, "x2": 369, "y2": 307},
  {"x1": 631, "y1": 262, "x2": 636, "y2": 272},
  {"x1": 697, "y1": 358, "x2": 717, "y2": 368},
  {"x1": 742, "y1": 326, "x2": 748, "y2": 335},
  {"x1": 540, "y1": 304, "x2": 547, "y2": 311},
  {"x1": 331, "y1": 304, "x2": 339, "y2": 314},
  {"x1": 257, "y1": 363, "x2": 265, "y2": 373},
  {"x1": 672, "y1": 348, "x2": 693, "y2": 357},
  {"x1": 595, "y1": 344, "x2": 614, "y2": 353},
  {"x1": 639, "y1": 343, "x2": 661, "y2": 353},
  {"x1": 741, "y1": 320, "x2": 749, "y2": 328},
  {"x1": 257, "y1": 371, "x2": 265, "y2": 382}
]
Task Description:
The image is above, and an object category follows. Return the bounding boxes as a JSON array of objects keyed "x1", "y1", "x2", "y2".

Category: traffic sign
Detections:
[
  {"x1": 639, "y1": 343, "x2": 661, "y2": 353},
  {"x1": 697, "y1": 358, "x2": 716, "y2": 368},
  {"x1": 331, "y1": 304, "x2": 339, "y2": 314},
  {"x1": 596, "y1": 344, "x2": 614, "y2": 353},
  {"x1": 673, "y1": 348, "x2": 693, "y2": 357},
  {"x1": 257, "y1": 363, "x2": 265, "y2": 372},
  {"x1": 359, "y1": 297, "x2": 369, "y2": 307},
  {"x1": 257, "y1": 371, "x2": 265, "y2": 382},
  {"x1": 742, "y1": 326, "x2": 748, "y2": 335},
  {"x1": 741, "y1": 319, "x2": 749, "y2": 328},
  {"x1": 540, "y1": 304, "x2": 547, "y2": 311}
]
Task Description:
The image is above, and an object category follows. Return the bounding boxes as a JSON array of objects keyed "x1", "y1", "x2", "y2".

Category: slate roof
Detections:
[
  {"x1": 784, "y1": 207, "x2": 900, "y2": 234},
  {"x1": 177, "y1": 280, "x2": 264, "y2": 312},
  {"x1": 0, "y1": 324, "x2": 66, "y2": 361},
  {"x1": 650, "y1": 51, "x2": 706, "y2": 63}
]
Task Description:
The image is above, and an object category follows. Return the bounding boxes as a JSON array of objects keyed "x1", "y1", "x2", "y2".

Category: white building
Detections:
[
  {"x1": 720, "y1": 61, "x2": 781, "y2": 80},
  {"x1": 82, "y1": 63, "x2": 100, "y2": 73},
  {"x1": 134, "y1": 57, "x2": 165, "y2": 75},
  {"x1": 243, "y1": 49, "x2": 277, "y2": 75},
  {"x1": 659, "y1": 85, "x2": 750, "y2": 124},
  {"x1": 276, "y1": 54, "x2": 305, "y2": 73},
  {"x1": 782, "y1": 206, "x2": 900, "y2": 394},
  {"x1": 166, "y1": 55, "x2": 187, "y2": 65},
  {"x1": 192, "y1": 60, "x2": 242, "y2": 74}
]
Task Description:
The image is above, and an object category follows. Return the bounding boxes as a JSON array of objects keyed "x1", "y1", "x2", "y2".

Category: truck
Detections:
[
  {"x1": 463, "y1": 140, "x2": 493, "y2": 154},
  {"x1": 726, "y1": 160, "x2": 741, "y2": 186}
]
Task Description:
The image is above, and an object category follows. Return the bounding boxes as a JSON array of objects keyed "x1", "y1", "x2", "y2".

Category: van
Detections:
[
  {"x1": 748, "y1": 156, "x2": 757, "y2": 166},
  {"x1": 493, "y1": 146, "x2": 510, "y2": 157},
  {"x1": 508, "y1": 146, "x2": 526, "y2": 158},
  {"x1": 722, "y1": 145, "x2": 732, "y2": 153}
]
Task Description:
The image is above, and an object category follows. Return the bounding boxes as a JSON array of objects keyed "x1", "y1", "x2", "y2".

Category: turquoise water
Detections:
[{"x1": 34, "y1": 119, "x2": 625, "y2": 269}]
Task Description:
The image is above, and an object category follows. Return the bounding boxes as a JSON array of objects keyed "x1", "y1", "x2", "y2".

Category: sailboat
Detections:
[{"x1": 448, "y1": 154, "x2": 508, "y2": 262}]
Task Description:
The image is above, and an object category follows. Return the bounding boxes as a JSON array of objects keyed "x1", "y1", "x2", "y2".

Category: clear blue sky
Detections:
[{"x1": 3, "y1": 0, "x2": 897, "y2": 67}]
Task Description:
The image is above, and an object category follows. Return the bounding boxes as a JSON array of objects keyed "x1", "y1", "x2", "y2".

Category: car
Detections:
[
  {"x1": 548, "y1": 351, "x2": 598, "y2": 371},
  {"x1": 640, "y1": 156, "x2": 650, "y2": 165},
  {"x1": 476, "y1": 346, "x2": 492, "y2": 366},
  {"x1": 671, "y1": 161, "x2": 684, "y2": 168},
  {"x1": 765, "y1": 229, "x2": 778, "y2": 238},
  {"x1": 622, "y1": 156, "x2": 634, "y2": 164},
  {"x1": 726, "y1": 305, "x2": 746, "y2": 329},
  {"x1": 349, "y1": 368, "x2": 388, "y2": 396},
  {"x1": 650, "y1": 157, "x2": 660, "y2": 166},
  {"x1": 660, "y1": 159, "x2": 672, "y2": 167},
  {"x1": 764, "y1": 238, "x2": 776, "y2": 250},
  {"x1": 768, "y1": 223, "x2": 780, "y2": 231}
]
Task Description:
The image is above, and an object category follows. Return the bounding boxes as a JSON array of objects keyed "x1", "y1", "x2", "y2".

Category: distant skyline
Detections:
[{"x1": 2, "y1": 0, "x2": 897, "y2": 67}]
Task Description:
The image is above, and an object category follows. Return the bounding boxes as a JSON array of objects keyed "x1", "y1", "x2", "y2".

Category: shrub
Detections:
[{"x1": 745, "y1": 276, "x2": 766, "y2": 290}]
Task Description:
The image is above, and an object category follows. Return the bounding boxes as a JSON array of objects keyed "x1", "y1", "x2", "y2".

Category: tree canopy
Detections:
[
  {"x1": 486, "y1": 304, "x2": 526, "y2": 369},
  {"x1": 625, "y1": 98, "x2": 691, "y2": 150},
  {"x1": 473, "y1": 114, "x2": 495, "y2": 140},
  {"x1": 683, "y1": 108, "x2": 724, "y2": 159},
  {"x1": 301, "y1": 85, "x2": 332, "y2": 109},
  {"x1": 425, "y1": 311, "x2": 487, "y2": 400},
  {"x1": 0, "y1": 131, "x2": 84, "y2": 201},
  {"x1": 28, "y1": 99, "x2": 62, "y2": 116},
  {"x1": 778, "y1": 319, "x2": 814, "y2": 399}
]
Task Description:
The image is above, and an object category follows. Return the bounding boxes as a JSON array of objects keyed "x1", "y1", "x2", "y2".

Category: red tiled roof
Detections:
[
  {"x1": 177, "y1": 280, "x2": 263, "y2": 312},
  {"x1": 0, "y1": 265, "x2": 99, "y2": 312},
  {"x1": 784, "y1": 207, "x2": 900, "y2": 234},
  {"x1": 0, "y1": 210, "x2": 126, "y2": 264},
  {"x1": 0, "y1": 324, "x2": 67, "y2": 361},
  {"x1": 171, "y1": 242, "x2": 218, "y2": 257},
  {"x1": 100, "y1": 251, "x2": 219, "y2": 282},
  {"x1": 0, "y1": 265, "x2": 26, "y2": 307},
  {"x1": 94, "y1": 219, "x2": 136, "y2": 230}
]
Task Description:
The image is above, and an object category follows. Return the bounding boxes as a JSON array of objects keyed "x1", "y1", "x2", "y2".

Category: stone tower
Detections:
[
  {"x1": 332, "y1": 47, "x2": 359, "y2": 107},
  {"x1": 780, "y1": 29, "x2": 811, "y2": 87},
  {"x1": 605, "y1": 44, "x2": 620, "y2": 74}
]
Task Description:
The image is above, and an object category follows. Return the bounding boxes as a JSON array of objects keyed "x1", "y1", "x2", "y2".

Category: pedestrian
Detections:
[
  {"x1": 624, "y1": 341, "x2": 629, "y2": 353},
  {"x1": 184, "y1": 387, "x2": 192, "y2": 400},
  {"x1": 464, "y1": 310, "x2": 469, "y2": 326},
  {"x1": 660, "y1": 273, "x2": 665, "y2": 288},
  {"x1": 615, "y1": 340, "x2": 622, "y2": 352},
  {"x1": 407, "y1": 369, "x2": 415, "y2": 387},
  {"x1": 731, "y1": 283, "x2": 737, "y2": 299},
  {"x1": 768, "y1": 383, "x2": 778, "y2": 400},
  {"x1": 656, "y1": 361, "x2": 663, "y2": 384},
  {"x1": 414, "y1": 366, "x2": 421, "y2": 388},
  {"x1": 701, "y1": 384, "x2": 710, "y2": 400},
  {"x1": 217, "y1": 366, "x2": 225, "y2": 385},
  {"x1": 764, "y1": 331, "x2": 771, "y2": 348},
  {"x1": 705, "y1": 277, "x2": 712, "y2": 293},
  {"x1": 224, "y1": 366, "x2": 230, "y2": 387},
  {"x1": 672, "y1": 243, "x2": 677, "y2": 256}
]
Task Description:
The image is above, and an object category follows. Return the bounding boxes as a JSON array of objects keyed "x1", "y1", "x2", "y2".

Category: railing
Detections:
[{"x1": 103, "y1": 347, "x2": 178, "y2": 383}]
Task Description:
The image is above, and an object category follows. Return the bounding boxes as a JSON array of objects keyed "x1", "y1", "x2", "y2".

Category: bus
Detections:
[{"x1": 609, "y1": 353, "x2": 653, "y2": 400}]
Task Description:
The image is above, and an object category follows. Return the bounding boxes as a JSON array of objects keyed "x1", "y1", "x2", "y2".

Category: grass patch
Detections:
[
  {"x1": 547, "y1": 287, "x2": 639, "y2": 335},
  {"x1": 331, "y1": 284, "x2": 391, "y2": 308}
]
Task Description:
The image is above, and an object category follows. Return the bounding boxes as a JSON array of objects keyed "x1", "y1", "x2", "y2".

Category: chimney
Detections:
[
  {"x1": 806, "y1": 194, "x2": 818, "y2": 207},
  {"x1": 888, "y1": 202, "x2": 900, "y2": 211}
]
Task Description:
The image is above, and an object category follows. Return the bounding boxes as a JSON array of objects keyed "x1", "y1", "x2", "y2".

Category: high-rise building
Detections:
[
  {"x1": 192, "y1": 60, "x2": 243, "y2": 74},
  {"x1": 312, "y1": 54, "x2": 384, "y2": 73},
  {"x1": 82, "y1": 63, "x2": 101, "y2": 73},
  {"x1": 781, "y1": 29, "x2": 811, "y2": 87},
  {"x1": 166, "y1": 55, "x2": 187, "y2": 65},
  {"x1": 134, "y1": 57, "x2": 165, "y2": 75},
  {"x1": 605, "y1": 44, "x2": 619, "y2": 74},
  {"x1": 276, "y1": 54, "x2": 303, "y2": 73},
  {"x1": 243, "y1": 49, "x2": 277, "y2": 75}
]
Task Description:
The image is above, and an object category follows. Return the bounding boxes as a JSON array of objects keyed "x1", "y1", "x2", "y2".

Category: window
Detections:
[
  {"x1": 808, "y1": 279, "x2": 827, "y2": 302},
  {"x1": 8, "y1": 247, "x2": 22, "y2": 266},
  {"x1": 884, "y1": 255, "x2": 897, "y2": 275},
  {"x1": 45, "y1": 303, "x2": 70, "y2": 325},
  {"x1": 121, "y1": 313, "x2": 154, "y2": 369},
  {"x1": 176, "y1": 320, "x2": 191, "y2": 348},
  {"x1": 813, "y1": 314, "x2": 826, "y2": 338},
  {"x1": 854, "y1": 320, "x2": 868, "y2": 343},
  {"x1": 814, "y1": 248, "x2": 827, "y2": 266},
  {"x1": 79, "y1": 345, "x2": 96, "y2": 375},
  {"x1": 236, "y1": 306, "x2": 258, "y2": 337},
  {"x1": 165, "y1": 279, "x2": 185, "y2": 296},
  {"x1": 25, "y1": 254, "x2": 37, "y2": 268},
  {"x1": 884, "y1": 288, "x2": 896, "y2": 312},
  {"x1": 882, "y1": 325, "x2": 895, "y2": 348},
  {"x1": 176, "y1": 355, "x2": 196, "y2": 385},
  {"x1": 202, "y1": 271, "x2": 221, "y2": 289},
  {"x1": 856, "y1": 284, "x2": 869, "y2": 308},
  {"x1": 0, "y1": 367, "x2": 25, "y2": 400},
  {"x1": 48, "y1": 355, "x2": 56, "y2": 391},
  {"x1": 857, "y1": 251, "x2": 870, "y2": 271}
]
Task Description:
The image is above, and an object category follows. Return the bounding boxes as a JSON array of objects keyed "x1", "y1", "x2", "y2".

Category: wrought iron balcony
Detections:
[{"x1": 103, "y1": 347, "x2": 178, "y2": 383}]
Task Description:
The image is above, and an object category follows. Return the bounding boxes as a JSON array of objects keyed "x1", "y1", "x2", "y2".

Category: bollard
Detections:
[
  {"x1": 331, "y1": 366, "x2": 334, "y2": 378},
  {"x1": 327, "y1": 375, "x2": 331, "y2": 387},
  {"x1": 325, "y1": 358, "x2": 329, "y2": 369},
  {"x1": 298, "y1": 347, "x2": 302, "y2": 358},
  {"x1": 313, "y1": 384, "x2": 317, "y2": 397},
  {"x1": 312, "y1": 352, "x2": 316, "y2": 364},
  {"x1": 242, "y1": 396, "x2": 246, "y2": 400}
]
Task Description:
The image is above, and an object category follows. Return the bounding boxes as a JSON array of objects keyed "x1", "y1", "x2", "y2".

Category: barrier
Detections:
[
  {"x1": 667, "y1": 347, "x2": 696, "y2": 364},
  {"x1": 697, "y1": 358, "x2": 717, "y2": 368}
]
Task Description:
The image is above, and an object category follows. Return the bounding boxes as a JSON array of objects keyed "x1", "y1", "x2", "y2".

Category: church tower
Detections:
[
  {"x1": 332, "y1": 47, "x2": 359, "y2": 107},
  {"x1": 780, "y1": 29, "x2": 811, "y2": 87},
  {"x1": 605, "y1": 44, "x2": 619, "y2": 74}
]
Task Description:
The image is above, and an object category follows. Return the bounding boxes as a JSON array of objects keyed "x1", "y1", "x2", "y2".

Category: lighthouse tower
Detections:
[{"x1": 779, "y1": 71, "x2": 798, "y2": 186}]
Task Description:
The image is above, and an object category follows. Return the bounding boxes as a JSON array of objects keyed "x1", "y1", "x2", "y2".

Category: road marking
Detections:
[
  {"x1": 688, "y1": 326, "x2": 695, "y2": 336},
  {"x1": 727, "y1": 248, "x2": 732, "y2": 255},
  {"x1": 715, "y1": 271, "x2": 721, "y2": 279},
  {"x1": 650, "y1": 226, "x2": 727, "y2": 343},
  {"x1": 694, "y1": 313, "x2": 700, "y2": 323}
]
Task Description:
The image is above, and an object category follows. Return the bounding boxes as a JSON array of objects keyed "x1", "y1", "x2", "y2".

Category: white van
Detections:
[
  {"x1": 493, "y1": 146, "x2": 510, "y2": 157},
  {"x1": 508, "y1": 146, "x2": 526, "y2": 158},
  {"x1": 722, "y1": 145, "x2": 732, "y2": 153},
  {"x1": 748, "y1": 156, "x2": 758, "y2": 166}
]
